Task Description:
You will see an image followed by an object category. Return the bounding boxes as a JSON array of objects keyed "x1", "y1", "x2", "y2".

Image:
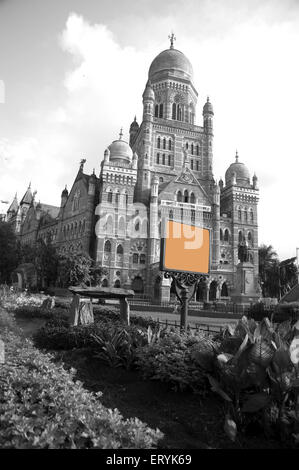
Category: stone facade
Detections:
[{"x1": 7, "y1": 39, "x2": 259, "y2": 302}]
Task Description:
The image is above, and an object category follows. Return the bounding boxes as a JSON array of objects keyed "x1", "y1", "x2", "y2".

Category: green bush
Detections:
[
  {"x1": 0, "y1": 329, "x2": 163, "y2": 449},
  {"x1": 135, "y1": 330, "x2": 217, "y2": 393},
  {"x1": 14, "y1": 305, "x2": 69, "y2": 321}
]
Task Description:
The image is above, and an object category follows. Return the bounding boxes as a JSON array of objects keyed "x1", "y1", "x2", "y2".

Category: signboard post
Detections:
[{"x1": 160, "y1": 220, "x2": 210, "y2": 329}]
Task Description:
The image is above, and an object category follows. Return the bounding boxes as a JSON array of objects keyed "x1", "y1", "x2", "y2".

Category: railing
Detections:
[
  {"x1": 161, "y1": 200, "x2": 211, "y2": 212},
  {"x1": 154, "y1": 317, "x2": 223, "y2": 334}
]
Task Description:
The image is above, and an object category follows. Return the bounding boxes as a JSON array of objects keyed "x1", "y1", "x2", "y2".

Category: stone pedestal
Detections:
[
  {"x1": 70, "y1": 295, "x2": 94, "y2": 326},
  {"x1": 160, "y1": 276, "x2": 171, "y2": 303},
  {"x1": 231, "y1": 262, "x2": 260, "y2": 305}
]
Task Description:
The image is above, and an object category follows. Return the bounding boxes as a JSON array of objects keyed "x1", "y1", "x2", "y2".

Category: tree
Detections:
[
  {"x1": 57, "y1": 250, "x2": 93, "y2": 287},
  {"x1": 258, "y1": 244, "x2": 280, "y2": 298},
  {"x1": 279, "y1": 257, "x2": 298, "y2": 297},
  {"x1": 0, "y1": 221, "x2": 18, "y2": 283},
  {"x1": 35, "y1": 237, "x2": 59, "y2": 288}
]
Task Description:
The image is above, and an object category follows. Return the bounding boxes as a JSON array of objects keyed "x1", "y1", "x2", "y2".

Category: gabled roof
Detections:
[
  {"x1": 39, "y1": 203, "x2": 60, "y2": 219},
  {"x1": 20, "y1": 184, "x2": 33, "y2": 205},
  {"x1": 280, "y1": 283, "x2": 299, "y2": 303},
  {"x1": 8, "y1": 193, "x2": 18, "y2": 213}
]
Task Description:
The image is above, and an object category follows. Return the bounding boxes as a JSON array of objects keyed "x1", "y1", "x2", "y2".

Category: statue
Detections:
[
  {"x1": 238, "y1": 240, "x2": 250, "y2": 263},
  {"x1": 79, "y1": 158, "x2": 86, "y2": 171}
]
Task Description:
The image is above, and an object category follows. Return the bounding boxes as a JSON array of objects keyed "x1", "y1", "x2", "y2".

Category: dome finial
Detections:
[
  {"x1": 235, "y1": 150, "x2": 239, "y2": 163},
  {"x1": 168, "y1": 31, "x2": 176, "y2": 49},
  {"x1": 119, "y1": 127, "x2": 123, "y2": 140}
]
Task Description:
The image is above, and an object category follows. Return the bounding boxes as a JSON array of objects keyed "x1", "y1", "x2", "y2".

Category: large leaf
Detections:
[
  {"x1": 242, "y1": 393, "x2": 270, "y2": 413},
  {"x1": 224, "y1": 415, "x2": 237, "y2": 442},
  {"x1": 232, "y1": 333, "x2": 249, "y2": 364},
  {"x1": 207, "y1": 374, "x2": 232, "y2": 402},
  {"x1": 272, "y1": 347, "x2": 291, "y2": 371}
]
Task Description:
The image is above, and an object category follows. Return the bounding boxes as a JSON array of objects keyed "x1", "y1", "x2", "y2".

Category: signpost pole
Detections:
[{"x1": 180, "y1": 286, "x2": 188, "y2": 330}]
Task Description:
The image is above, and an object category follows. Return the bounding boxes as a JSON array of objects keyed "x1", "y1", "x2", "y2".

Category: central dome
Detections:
[
  {"x1": 148, "y1": 48, "x2": 193, "y2": 82},
  {"x1": 109, "y1": 138, "x2": 133, "y2": 163}
]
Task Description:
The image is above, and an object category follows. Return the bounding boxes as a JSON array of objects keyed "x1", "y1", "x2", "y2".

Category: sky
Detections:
[{"x1": 0, "y1": 0, "x2": 299, "y2": 260}]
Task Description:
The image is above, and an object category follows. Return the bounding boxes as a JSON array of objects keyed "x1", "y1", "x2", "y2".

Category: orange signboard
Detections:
[{"x1": 160, "y1": 220, "x2": 210, "y2": 274}]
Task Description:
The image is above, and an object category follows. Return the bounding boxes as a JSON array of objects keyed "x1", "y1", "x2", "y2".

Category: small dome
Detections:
[
  {"x1": 203, "y1": 97, "x2": 214, "y2": 115},
  {"x1": 143, "y1": 81, "x2": 155, "y2": 101},
  {"x1": 148, "y1": 48, "x2": 193, "y2": 82},
  {"x1": 225, "y1": 152, "x2": 251, "y2": 186},
  {"x1": 109, "y1": 130, "x2": 133, "y2": 163},
  {"x1": 61, "y1": 186, "x2": 68, "y2": 197},
  {"x1": 130, "y1": 116, "x2": 139, "y2": 130}
]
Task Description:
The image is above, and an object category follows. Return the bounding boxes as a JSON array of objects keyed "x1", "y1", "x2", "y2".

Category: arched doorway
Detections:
[
  {"x1": 101, "y1": 278, "x2": 109, "y2": 287},
  {"x1": 132, "y1": 276, "x2": 144, "y2": 294},
  {"x1": 196, "y1": 281, "x2": 205, "y2": 301},
  {"x1": 209, "y1": 280, "x2": 218, "y2": 301},
  {"x1": 114, "y1": 279, "x2": 121, "y2": 288},
  {"x1": 220, "y1": 282, "x2": 228, "y2": 297}
]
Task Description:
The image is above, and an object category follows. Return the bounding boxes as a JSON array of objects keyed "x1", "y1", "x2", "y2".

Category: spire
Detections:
[
  {"x1": 119, "y1": 128, "x2": 123, "y2": 140},
  {"x1": 79, "y1": 158, "x2": 86, "y2": 171},
  {"x1": 20, "y1": 183, "x2": 33, "y2": 205},
  {"x1": 235, "y1": 150, "x2": 239, "y2": 163},
  {"x1": 168, "y1": 32, "x2": 176, "y2": 49}
]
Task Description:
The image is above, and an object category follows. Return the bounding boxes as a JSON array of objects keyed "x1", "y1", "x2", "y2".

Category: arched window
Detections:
[
  {"x1": 172, "y1": 103, "x2": 176, "y2": 120},
  {"x1": 221, "y1": 282, "x2": 228, "y2": 297},
  {"x1": 162, "y1": 154, "x2": 165, "y2": 165},
  {"x1": 157, "y1": 137, "x2": 161, "y2": 148},
  {"x1": 177, "y1": 105, "x2": 182, "y2": 121},
  {"x1": 190, "y1": 192, "x2": 195, "y2": 204},
  {"x1": 155, "y1": 105, "x2": 159, "y2": 117},
  {"x1": 107, "y1": 190, "x2": 113, "y2": 203},
  {"x1": 159, "y1": 177, "x2": 164, "y2": 183},
  {"x1": 140, "y1": 254, "x2": 146, "y2": 264},
  {"x1": 185, "y1": 142, "x2": 189, "y2": 149},
  {"x1": 224, "y1": 229, "x2": 229, "y2": 242},
  {"x1": 117, "y1": 244, "x2": 123, "y2": 255},
  {"x1": 159, "y1": 103, "x2": 163, "y2": 118},
  {"x1": 163, "y1": 138, "x2": 166, "y2": 149},
  {"x1": 101, "y1": 278, "x2": 109, "y2": 287},
  {"x1": 168, "y1": 139, "x2": 172, "y2": 150},
  {"x1": 104, "y1": 240, "x2": 111, "y2": 253},
  {"x1": 220, "y1": 229, "x2": 223, "y2": 241},
  {"x1": 238, "y1": 208, "x2": 242, "y2": 220},
  {"x1": 238, "y1": 231, "x2": 243, "y2": 243},
  {"x1": 184, "y1": 190, "x2": 189, "y2": 203},
  {"x1": 196, "y1": 161, "x2": 199, "y2": 171},
  {"x1": 106, "y1": 215, "x2": 113, "y2": 233},
  {"x1": 248, "y1": 231, "x2": 253, "y2": 246},
  {"x1": 156, "y1": 153, "x2": 160, "y2": 164},
  {"x1": 244, "y1": 207, "x2": 248, "y2": 222},
  {"x1": 114, "y1": 279, "x2": 121, "y2": 288},
  {"x1": 177, "y1": 191, "x2": 182, "y2": 202},
  {"x1": 115, "y1": 192, "x2": 119, "y2": 205},
  {"x1": 250, "y1": 209, "x2": 254, "y2": 223},
  {"x1": 196, "y1": 145, "x2": 199, "y2": 156},
  {"x1": 191, "y1": 159, "x2": 194, "y2": 170},
  {"x1": 169, "y1": 210, "x2": 173, "y2": 220},
  {"x1": 133, "y1": 253, "x2": 139, "y2": 264},
  {"x1": 135, "y1": 221, "x2": 140, "y2": 232},
  {"x1": 191, "y1": 144, "x2": 194, "y2": 155}
]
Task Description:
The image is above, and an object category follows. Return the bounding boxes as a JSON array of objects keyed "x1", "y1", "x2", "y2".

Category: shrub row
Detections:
[{"x1": 0, "y1": 328, "x2": 163, "y2": 449}]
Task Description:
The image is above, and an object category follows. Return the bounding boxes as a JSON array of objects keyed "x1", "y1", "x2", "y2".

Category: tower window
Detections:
[
  {"x1": 184, "y1": 190, "x2": 189, "y2": 203},
  {"x1": 133, "y1": 253, "x2": 139, "y2": 264},
  {"x1": 159, "y1": 104, "x2": 163, "y2": 118},
  {"x1": 157, "y1": 137, "x2": 161, "y2": 148},
  {"x1": 191, "y1": 144, "x2": 194, "y2": 155},
  {"x1": 196, "y1": 161, "x2": 199, "y2": 171},
  {"x1": 191, "y1": 160, "x2": 194, "y2": 170},
  {"x1": 177, "y1": 191, "x2": 182, "y2": 202},
  {"x1": 155, "y1": 105, "x2": 159, "y2": 117},
  {"x1": 140, "y1": 254, "x2": 146, "y2": 264},
  {"x1": 162, "y1": 154, "x2": 165, "y2": 165},
  {"x1": 172, "y1": 103, "x2": 176, "y2": 120},
  {"x1": 168, "y1": 154, "x2": 171, "y2": 166},
  {"x1": 168, "y1": 139, "x2": 172, "y2": 150},
  {"x1": 156, "y1": 153, "x2": 160, "y2": 164},
  {"x1": 177, "y1": 105, "x2": 182, "y2": 121},
  {"x1": 220, "y1": 229, "x2": 223, "y2": 241},
  {"x1": 196, "y1": 145, "x2": 199, "y2": 156},
  {"x1": 185, "y1": 142, "x2": 189, "y2": 150},
  {"x1": 107, "y1": 190, "x2": 113, "y2": 203},
  {"x1": 238, "y1": 208, "x2": 242, "y2": 220},
  {"x1": 163, "y1": 138, "x2": 166, "y2": 149},
  {"x1": 224, "y1": 229, "x2": 229, "y2": 242},
  {"x1": 190, "y1": 192, "x2": 195, "y2": 204}
]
